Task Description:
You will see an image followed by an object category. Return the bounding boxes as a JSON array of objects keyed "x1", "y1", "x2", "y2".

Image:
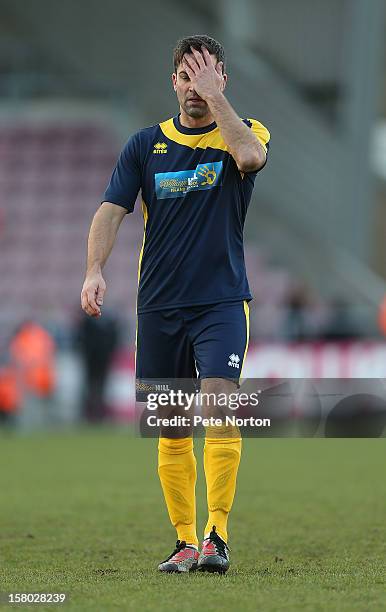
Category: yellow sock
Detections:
[
  {"x1": 158, "y1": 437, "x2": 198, "y2": 547},
  {"x1": 203, "y1": 426, "x2": 242, "y2": 543}
]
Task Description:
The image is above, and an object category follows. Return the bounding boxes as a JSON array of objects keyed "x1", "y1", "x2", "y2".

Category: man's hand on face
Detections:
[{"x1": 182, "y1": 45, "x2": 224, "y2": 102}]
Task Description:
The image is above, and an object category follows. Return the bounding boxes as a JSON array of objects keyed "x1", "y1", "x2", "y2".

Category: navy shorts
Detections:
[{"x1": 135, "y1": 301, "x2": 250, "y2": 385}]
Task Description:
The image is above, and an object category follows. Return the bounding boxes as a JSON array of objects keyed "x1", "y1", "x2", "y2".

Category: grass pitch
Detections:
[{"x1": 1, "y1": 428, "x2": 385, "y2": 611}]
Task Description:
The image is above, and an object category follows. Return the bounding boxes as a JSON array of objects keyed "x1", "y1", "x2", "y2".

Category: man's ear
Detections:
[
  {"x1": 172, "y1": 72, "x2": 177, "y2": 91},
  {"x1": 216, "y1": 62, "x2": 227, "y2": 91}
]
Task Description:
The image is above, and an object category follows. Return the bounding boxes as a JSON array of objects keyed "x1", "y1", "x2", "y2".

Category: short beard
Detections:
[{"x1": 183, "y1": 102, "x2": 208, "y2": 119}]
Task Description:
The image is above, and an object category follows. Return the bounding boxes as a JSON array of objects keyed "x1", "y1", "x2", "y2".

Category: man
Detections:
[{"x1": 81, "y1": 34, "x2": 270, "y2": 573}]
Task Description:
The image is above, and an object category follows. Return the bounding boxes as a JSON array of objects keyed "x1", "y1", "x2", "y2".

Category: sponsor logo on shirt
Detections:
[{"x1": 155, "y1": 161, "x2": 223, "y2": 199}]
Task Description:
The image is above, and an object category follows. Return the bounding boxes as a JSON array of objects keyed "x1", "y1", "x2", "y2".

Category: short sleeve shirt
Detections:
[{"x1": 103, "y1": 114, "x2": 270, "y2": 313}]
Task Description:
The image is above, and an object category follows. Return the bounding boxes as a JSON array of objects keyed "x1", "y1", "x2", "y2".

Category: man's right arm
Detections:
[{"x1": 81, "y1": 202, "x2": 127, "y2": 317}]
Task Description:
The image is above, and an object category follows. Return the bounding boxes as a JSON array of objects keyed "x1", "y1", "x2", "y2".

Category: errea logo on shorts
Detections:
[{"x1": 228, "y1": 353, "x2": 240, "y2": 369}]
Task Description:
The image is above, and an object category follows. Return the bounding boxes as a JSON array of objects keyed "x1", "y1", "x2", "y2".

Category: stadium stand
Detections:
[{"x1": 0, "y1": 121, "x2": 143, "y2": 332}]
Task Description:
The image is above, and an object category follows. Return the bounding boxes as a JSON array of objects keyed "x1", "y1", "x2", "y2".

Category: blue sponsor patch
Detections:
[{"x1": 155, "y1": 161, "x2": 223, "y2": 199}]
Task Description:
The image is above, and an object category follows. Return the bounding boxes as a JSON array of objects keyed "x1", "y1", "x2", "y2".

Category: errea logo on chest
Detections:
[{"x1": 153, "y1": 142, "x2": 168, "y2": 154}]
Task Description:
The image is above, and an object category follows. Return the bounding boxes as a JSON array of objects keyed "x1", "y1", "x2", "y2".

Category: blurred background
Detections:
[{"x1": 1, "y1": 0, "x2": 386, "y2": 430}]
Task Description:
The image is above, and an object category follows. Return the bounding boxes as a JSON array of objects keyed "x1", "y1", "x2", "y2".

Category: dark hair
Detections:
[{"x1": 173, "y1": 35, "x2": 226, "y2": 73}]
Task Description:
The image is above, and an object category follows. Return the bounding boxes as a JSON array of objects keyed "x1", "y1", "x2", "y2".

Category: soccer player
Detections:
[{"x1": 81, "y1": 34, "x2": 270, "y2": 573}]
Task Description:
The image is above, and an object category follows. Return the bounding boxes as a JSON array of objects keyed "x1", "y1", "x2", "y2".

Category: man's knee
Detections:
[
  {"x1": 158, "y1": 404, "x2": 193, "y2": 438},
  {"x1": 200, "y1": 377, "x2": 237, "y2": 420}
]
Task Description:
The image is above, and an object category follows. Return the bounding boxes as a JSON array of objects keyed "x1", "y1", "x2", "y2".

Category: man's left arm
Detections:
[
  {"x1": 184, "y1": 46, "x2": 268, "y2": 173},
  {"x1": 206, "y1": 93, "x2": 267, "y2": 173}
]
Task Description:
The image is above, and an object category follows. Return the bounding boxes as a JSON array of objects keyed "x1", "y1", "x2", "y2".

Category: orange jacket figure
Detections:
[
  {"x1": 0, "y1": 365, "x2": 20, "y2": 413},
  {"x1": 379, "y1": 296, "x2": 386, "y2": 336},
  {"x1": 10, "y1": 322, "x2": 56, "y2": 398}
]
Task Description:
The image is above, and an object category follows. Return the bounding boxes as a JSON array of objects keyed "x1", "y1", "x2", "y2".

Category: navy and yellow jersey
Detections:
[{"x1": 103, "y1": 114, "x2": 270, "y2": 313}]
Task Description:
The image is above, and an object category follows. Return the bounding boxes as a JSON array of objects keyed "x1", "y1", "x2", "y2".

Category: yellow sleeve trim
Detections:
[{"x1": 247, "y1": 118, "x2": 270, "y2": 153}]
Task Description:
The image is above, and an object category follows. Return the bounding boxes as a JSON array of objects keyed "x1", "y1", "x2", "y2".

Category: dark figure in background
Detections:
[
  {"x1": 282, "y1": 284, "x2": 312, "y2": 341},
  {"x1": 77, "y1": 312, "x2": 120, "y2": 422},
  {"x1": 322, "y1": 297, "x2": 361, "y2": 341}
]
